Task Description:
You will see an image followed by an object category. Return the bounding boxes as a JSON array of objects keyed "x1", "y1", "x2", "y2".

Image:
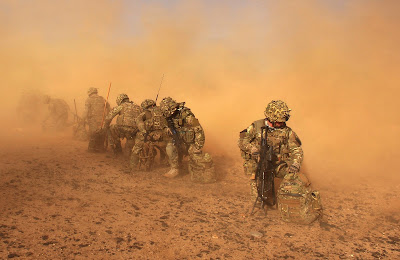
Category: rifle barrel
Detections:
[{"x1": 101, "y1": 82, "x2": 111, "y2": 128}]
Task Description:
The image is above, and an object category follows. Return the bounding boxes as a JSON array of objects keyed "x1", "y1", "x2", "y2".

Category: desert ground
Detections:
[{"x1": 0, "y1": 130, "x2": 399, "y2": 260}]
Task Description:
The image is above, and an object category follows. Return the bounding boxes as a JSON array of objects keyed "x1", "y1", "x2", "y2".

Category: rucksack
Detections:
[{"x1": 277, "y1": 173, "x2": 323, "y2": 224}]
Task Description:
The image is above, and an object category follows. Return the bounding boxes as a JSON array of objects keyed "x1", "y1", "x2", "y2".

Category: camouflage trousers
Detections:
[
  {"x1": 108, "y1": 125, "x2": 137, "y2": 156},
  {"x1": 86, "y1": 120, "x2": 102, "y2": 150},
  {"x1": 242, "y1": 153, "x2": 289, "y2": 201},
  {"x1": 131, "y1": 130, "x2": 168, "y2": 169},
  {"x1": 87, "y1": 119, "x2": 102, "y2": 134},
  {"x1": 166, "y1": 142, "x2": 216, "y2": 183}
]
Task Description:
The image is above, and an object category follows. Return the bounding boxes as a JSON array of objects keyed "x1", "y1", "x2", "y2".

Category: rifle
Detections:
[
  {"x1": 166, "y1": 112, "x2": 186, "y2": 163},
  {"x1": 101, "y1": 82, "x2": 112, "y2": 129},
  {"x1": 250, "y1": 125, "x2": 276, "y2": 215},
  {"x1": 71, "y1": 99, "x2": 85, "y2": 125}
]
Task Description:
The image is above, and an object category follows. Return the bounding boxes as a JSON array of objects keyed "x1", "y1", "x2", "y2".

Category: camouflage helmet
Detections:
[
  {"x1": 160, "y1": 97, "x2": 178, "y2": 118},
  {"x1": 141, "y1": 99, "x2": 156, "y2": 110},
  {"x1": 264, "y1": 100, "x2": 291, "y2": 123},
  {"x1": 87, "y1": 87, "x2": 98, "y2": 96},
  {"x1": 116, "y1": 93, "x2": 129, "y2": 106}
]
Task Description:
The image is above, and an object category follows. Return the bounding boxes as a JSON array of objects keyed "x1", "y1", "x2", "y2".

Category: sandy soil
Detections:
[{"x1": 0, "y1": 133, "x2": 399, "y2": 259}]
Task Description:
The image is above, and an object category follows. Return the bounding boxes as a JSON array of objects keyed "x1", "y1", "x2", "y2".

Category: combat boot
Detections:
[
  {"x1": 112, "y1": 144, "x2": 122, "y2": 157},
  {"x1": 164, "y1": 168, "x2": 179, "y2": 178}
]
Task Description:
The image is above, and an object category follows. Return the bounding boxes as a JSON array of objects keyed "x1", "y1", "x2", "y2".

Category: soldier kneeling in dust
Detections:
[
  {"x1": 130, "y1": 99, "x2": 169, "y2": 171},
  {"x1": 104, "y1": 93, "x2": 142, "y2": 160},
  {"x1": 159, "y1": 97, "x2": 215, "y2": 183},
  {"x1": 42, "y1": 95, "x2": 70, "y2": 132},
  {"x1": 81, "y1": 87, "x2": 110, "y2": 152},
  {"x1": 238, "y1": 100, "x2": 322, "y2": 224}
]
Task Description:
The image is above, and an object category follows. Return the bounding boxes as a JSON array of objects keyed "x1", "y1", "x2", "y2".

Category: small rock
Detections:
[{"x1": 250, "y1": 231, "x2": 263, "y2": 238}]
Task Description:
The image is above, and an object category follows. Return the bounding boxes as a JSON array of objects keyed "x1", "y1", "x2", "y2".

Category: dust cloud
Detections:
[{"x1": 0, "y1": 0, "x2": 399, "y2": 187}]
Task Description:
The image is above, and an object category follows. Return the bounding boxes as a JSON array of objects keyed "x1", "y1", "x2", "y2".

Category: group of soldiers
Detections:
[
  {"x1": 73, "y1": 87, "x2": 216, "y2": 183},
  {"x1": 42, "y1": 88, "x2": 322, "y2": 223}
]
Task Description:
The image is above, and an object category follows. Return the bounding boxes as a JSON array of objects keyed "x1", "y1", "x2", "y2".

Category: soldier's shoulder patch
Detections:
[{"x1": 290, "y1": 129, "x2": 302, "y2": 146}]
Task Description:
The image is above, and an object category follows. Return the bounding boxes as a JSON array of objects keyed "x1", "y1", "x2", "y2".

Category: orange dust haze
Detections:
[{"x1": 1, "y1": 0, "x2": 399, "y2": 187}]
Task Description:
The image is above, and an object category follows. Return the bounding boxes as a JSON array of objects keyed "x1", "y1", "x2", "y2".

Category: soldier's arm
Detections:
[
  {"x1": 185, "y1": 112, "x2": 205, "y2": 150},
  {"x1": 104, "y1": 106, "x2": 122, "y2": 128},
  {"x1": 135, "y1": 111, "x2": 148, "y2": 133},
  {"x1": 288, "y1": 129, "x2": 304, "y2": 169},
  {"x1": 238, "y1": 123, "x2": 257, "y2": 153}
]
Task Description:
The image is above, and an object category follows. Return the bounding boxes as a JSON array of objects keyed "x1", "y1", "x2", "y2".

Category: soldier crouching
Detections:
[
  {"x1": 238, "y1": 100, "x2": 322, "y2": 223},
  {"x1": 131, "y1": 99, "x2": 169, "y2": 171},
  {"x1": 104, "y1": 93, "x2": 142, "y2": 161},
  {"x1": 238, "y1": 100, "x2": 303, "y2": 200},
  {"x1": 159, "y1": 97, "x2": 216, "y2": 183}
]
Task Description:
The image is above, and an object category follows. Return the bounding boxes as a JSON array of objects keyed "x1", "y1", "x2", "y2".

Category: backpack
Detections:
[{"x1": 277, "y1": 173, "x2": 322, "y2": 224}]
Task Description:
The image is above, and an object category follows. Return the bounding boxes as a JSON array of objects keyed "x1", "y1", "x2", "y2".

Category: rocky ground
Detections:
[{"x1": 0, "y1": 133, "x2": 399, "y2": 259}]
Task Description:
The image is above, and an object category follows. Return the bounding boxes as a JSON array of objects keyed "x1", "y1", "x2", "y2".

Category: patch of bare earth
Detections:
[{"x1": 0, "y1": 136, "x2": 399, "y2": 259}]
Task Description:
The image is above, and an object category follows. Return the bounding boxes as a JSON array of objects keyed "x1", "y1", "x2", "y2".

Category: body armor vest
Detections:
[
  {"x1": 144, "y1": 106, "x2": 166, "y2": 131},
  {"x1": 116, "y1": 102, "x2": 141, "y2": 128},
  {"x1": 87, "y1": 95, "x2": 105, "y2": 121},
  {"x1": 252, "y1": 119, "x2": 291, "y2": 165}
]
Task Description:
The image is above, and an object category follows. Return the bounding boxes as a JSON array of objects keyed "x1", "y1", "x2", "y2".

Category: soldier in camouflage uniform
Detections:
[
  {"x1": 42, "y1": 95, "x2": 70, "y2": 131},
  {"x1": 131, "y1": 99, "x2": 168, "y2": 170},
  {"x1": 238, "y1": 100, "x2": 304, "y2": 200},
  {"x1": 82, "y1": 87, "x2": 110, "y2": 151},
  {"x1": 104, "y1": 94, "x2": 142, "y2": 158},
  {"x1": 160, "y1": 97, "x2": 215, "y2": 183}
]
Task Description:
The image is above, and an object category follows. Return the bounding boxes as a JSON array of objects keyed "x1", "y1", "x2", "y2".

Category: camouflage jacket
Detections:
[
  {"x1": 83, "y1": 94, "x2": 110, "y2": 122},
  {"x1": 104, "y1": 101, "x2": 142, "y2": 129},
  {"x1": 238, "y1": 119, "x2": 303, "y2": 169},
  {"x1": 168, "y1": 105, "x2": 205, "y2": 149},
  {"x1": 136, "y1": 106, "x2": 167, "y2": 133},
  {"x1": 47, "y1": 98, "x2": 69, "y2": 118}
]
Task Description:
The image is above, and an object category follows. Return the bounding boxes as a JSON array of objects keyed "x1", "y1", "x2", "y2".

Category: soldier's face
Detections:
[
  {"x1": 273, "y1": 122, "x2": 285, "y2": 128},
  {"x1": 267, "y1": 120, "x2": 285, "y2": 128}
]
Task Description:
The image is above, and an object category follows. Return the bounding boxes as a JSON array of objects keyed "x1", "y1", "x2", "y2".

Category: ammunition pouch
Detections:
[{"x1": 181, "y1": 129, "x2": 195, "y2": 144}]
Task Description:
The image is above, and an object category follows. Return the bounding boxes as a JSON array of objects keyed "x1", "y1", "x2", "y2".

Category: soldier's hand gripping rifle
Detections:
[
  {"x1": 250, "y1": 125, "x2": 276, "y2": 215},
  {"x1": 166, "y1": 112, "x2": 186, "y2": 163}
]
